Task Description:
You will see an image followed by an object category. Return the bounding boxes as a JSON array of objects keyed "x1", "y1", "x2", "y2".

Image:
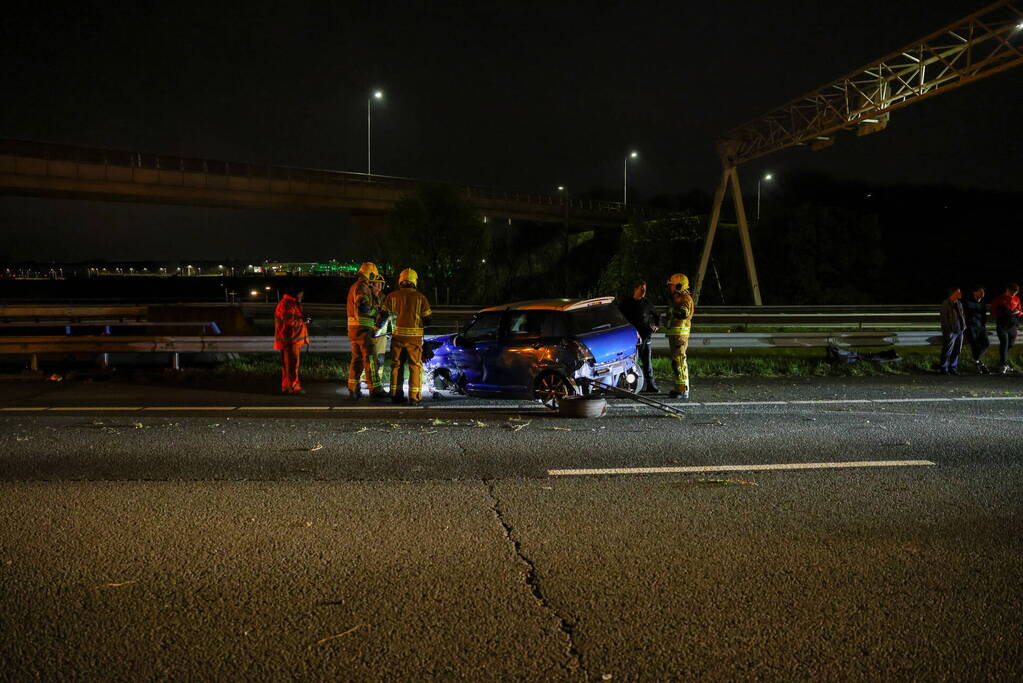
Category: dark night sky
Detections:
[{"x1": 1, "y1": 0, "x2": 1020, "y2": 261}]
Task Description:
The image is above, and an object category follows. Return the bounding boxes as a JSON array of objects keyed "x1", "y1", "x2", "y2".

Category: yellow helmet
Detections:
[
  {"x1": 399, "y1": 268, "x2": 418, "y2": 287},
  {"x1": 357, "y1": 262, "x2": 383, "y2": 282},
  {"x1": 667, "y1": 273, "x2": 689, "y2": 292}
]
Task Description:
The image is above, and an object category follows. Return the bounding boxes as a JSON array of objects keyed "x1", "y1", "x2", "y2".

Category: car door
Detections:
[
  {"x1": 450, "y1": 311, "x2": 504, "y2": 395},
  {"x1": 487, "y1": 311, "x2": 571, "y2": 398}
]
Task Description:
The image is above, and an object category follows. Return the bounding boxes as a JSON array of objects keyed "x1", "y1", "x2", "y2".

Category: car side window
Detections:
[
  {"x1": 506, "y1": 311, "x2": 545, "y2": 340},
  {"x1": 461, "y1": 312, "x2": 503, "y2": 342}
]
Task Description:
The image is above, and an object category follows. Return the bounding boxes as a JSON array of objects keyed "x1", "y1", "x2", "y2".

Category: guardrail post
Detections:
[
  {"x1": 98, "y1": 353, "x2": 109, "y2": 370},
  {"x1": 171, "y1": 352, "x2": 180, "y2": 371},
  {"x1": 29, "y1": 353, "x2": 38, "y2": 372}
]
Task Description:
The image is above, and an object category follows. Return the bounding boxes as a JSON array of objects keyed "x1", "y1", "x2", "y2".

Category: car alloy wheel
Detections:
[{"x1": 535, "y1": 373, "x2": 575, "y2": 410}]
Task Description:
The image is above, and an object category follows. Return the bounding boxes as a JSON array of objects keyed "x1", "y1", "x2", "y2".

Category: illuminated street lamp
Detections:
[
  {"x1": 368, "y1": 90, "x2": 383, "y2": 175},
  {"x1": 623, "y1": 151, "x2": 638, "y2": 205},
  {"x1": 757, "y1": 172, "x2": 773, "y2": 223}
]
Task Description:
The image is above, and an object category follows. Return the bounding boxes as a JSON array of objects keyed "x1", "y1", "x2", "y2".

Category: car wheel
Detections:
[{"x1": 535, "y1": 372, "x2": 576, "y2": 410}]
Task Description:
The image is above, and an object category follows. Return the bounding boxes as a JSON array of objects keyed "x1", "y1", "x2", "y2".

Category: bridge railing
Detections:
[{"x1": 0, "y1": 139, "x2": 658, "y2": 220}]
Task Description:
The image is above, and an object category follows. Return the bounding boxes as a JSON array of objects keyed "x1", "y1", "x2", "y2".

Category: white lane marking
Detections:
[
  {"x1": 699, "y1": 401, "x2": 789, "y2": 406},
  {"x1": 872, "y1": 398, "x2": 953, "y2": 403},
  {"x1": 330, "y1": 404, "x2": 425, "y2": 410},
  {"x1": 236, "y1": 406, "x2": 332, "y2": 411},
  {"x1": 547, "y1": 459, "x2": 936, "y2": 477},
  {"x1": 48, "y1": 406, "x2": 143, "y2": 412},
  {"x1": 954, "y1": 396, "x2": 1023, "y2": 401},
  {"x1": 1, "y1": 395, "x2": 1020, "y2": 413},
  {"x1": 790, "y1": 399, "x2": 872, "y2": 404},
  {"x1": 141, "y1": 406, "x2": 238, "y2": 411}
]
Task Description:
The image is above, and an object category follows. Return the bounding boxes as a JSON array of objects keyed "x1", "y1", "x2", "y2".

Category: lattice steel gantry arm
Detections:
[{"x1": 694, "y1": 0, "x2": 1023, "y2": 305}]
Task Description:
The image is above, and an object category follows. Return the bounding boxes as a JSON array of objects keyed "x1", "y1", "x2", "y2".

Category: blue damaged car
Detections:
[{"x1": 424, "y1": 297, "x2": 642, "y2": 408}]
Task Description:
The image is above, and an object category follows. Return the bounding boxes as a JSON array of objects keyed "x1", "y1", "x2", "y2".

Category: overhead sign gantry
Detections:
[{"x1": 694, "y1": 0, "x2": 1023, "y2": 305}]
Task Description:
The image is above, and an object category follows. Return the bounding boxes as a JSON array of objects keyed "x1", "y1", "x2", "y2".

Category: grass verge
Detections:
[{"x1": 164, "y1": 345, "x2": 1022, "y2": 383}]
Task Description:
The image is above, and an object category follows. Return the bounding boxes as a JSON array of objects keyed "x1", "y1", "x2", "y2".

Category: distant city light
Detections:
[
  {"x1": 264, "y1": 286, "x2": 272, "y2": 290},
  {"x1": 556, "y1": 185, "x2": 565, "y2": 191},
  {"x1": 250, "y1": 290, "x2": 259, "y2": 296}
]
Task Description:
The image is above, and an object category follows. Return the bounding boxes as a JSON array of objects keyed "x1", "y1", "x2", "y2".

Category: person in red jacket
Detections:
[
  {"x1": 274, "y1": 283, "x2": 310, "y2": 393},
  {"x1": 989, "y1": 283, "x2": 1023, "y2": 373}
]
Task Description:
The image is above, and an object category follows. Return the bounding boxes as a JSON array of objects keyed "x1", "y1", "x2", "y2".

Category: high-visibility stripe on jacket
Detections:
[
  {"x1": 663, "y1": 290, "x2": 695, "y2": 337},
  {"x1": 274, "y1": 295, "x2": 310, "y2": 350},
  {"x1": 346, "y1": 277, "x2": 377, "y2": 330},
  {"x1": 383, "y1": 286, "x2": 432, "y2": 338}
]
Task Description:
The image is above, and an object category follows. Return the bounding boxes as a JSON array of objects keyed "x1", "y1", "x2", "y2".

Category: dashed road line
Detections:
[{"x1": 547, "y1": 459, "x2": 937, "y2": 477}]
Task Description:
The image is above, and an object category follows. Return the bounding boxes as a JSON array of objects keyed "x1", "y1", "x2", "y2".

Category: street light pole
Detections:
[
  {"x1": 367, "y1": 90, "x2": 383, "y2": 175},
  {"x1": 624, "y1": 151, "x2": 638, "y2": 205},
  {"x1": 757, "y1": 172, "x2": 773, "y2": 222}
]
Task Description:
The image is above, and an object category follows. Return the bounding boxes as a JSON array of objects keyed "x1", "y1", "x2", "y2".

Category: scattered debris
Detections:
[
  {"x1": 505, "y1": 421, "x2": 531, "y2": 432},
  {"x1": 100, "y1": 580, "x2": 137, "y2": 588},
  {"x1": 15, "y1": 435, "x2": 31, "y2": 441},
  {"x1": 421, "y1": 430, "x2": 438, "y2": 435},
  {"x1": 133, "y1": 422, "x2": 144, "y2": 429},
  {"x1": 284, "y1": 443, "x2": 326, "y2": 452},
  {"x1": 693, "y1": 420, "x2": 724, "y2": 427},
  {"x1": 353, "y1": 427, "x2": 369, "y2": 434},
  {"x1": 546, "y1": 426, "x2": 572, "y2": 431},
  {"x1": 208, "y1": 424, "x2": 221, "y2": 428},
  {"x1": 313, "y1": 623, "x2": 364, "y2": 647},
  {"x1": 472, "y1": 420, "x2": 487, "y2": 428},
  {"x1": 431, "y1": 418, "x2": 449, "y2": 426},
  {"x1": 602, "y1": 675, "x2": 614, "y2": 681},
  {"x1": 694, "y1": 478, "x2": 758, "y2": 487}
]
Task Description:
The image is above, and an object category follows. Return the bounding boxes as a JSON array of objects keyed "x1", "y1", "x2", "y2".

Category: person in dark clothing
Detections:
[
  {"x1": 618, "y1": 280, "x2": 660, "y2": 393},
  {"x1": 938, "y1": 286, "x2": 965, "y2": 375},
  {"x1": 962, "y1": 285, "x2": 990, "y2": 374},
  {"x1": 990, "y1": 283, "x2": 1023, "y2": 373}
]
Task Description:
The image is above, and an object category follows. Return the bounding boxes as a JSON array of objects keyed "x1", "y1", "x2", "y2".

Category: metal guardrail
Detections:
[
  {"x1": 0, "y1": 321, "x2": 221, "y2": 335},
  {"x1": 0, "y1": 330, "x2": 962, "y2": 372}
]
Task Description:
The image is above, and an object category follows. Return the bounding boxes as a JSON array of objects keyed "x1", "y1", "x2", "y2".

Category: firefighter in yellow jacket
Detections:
[
  {"x1": 664, "y1": 273, "x2": 695, "y2": 399},
  {"x1": 346, "y1": 262, "x2": 386, "y2": 400},
  {"x1": 382, "y1": 268, "x2": 432, "y2": 405}
]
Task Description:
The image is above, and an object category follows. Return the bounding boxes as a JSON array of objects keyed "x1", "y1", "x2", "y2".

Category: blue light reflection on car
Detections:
[{"x1": 424, "y1": 298, "x2": 641, "y2": 407}]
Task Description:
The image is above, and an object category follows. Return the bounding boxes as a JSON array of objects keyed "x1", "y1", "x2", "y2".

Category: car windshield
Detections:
[
  {"x1": 461, "y1": 312, "x2": 503, "y2": 342},
  {"x1": 567, "y1": 305, "x2": 629, "y2": 335}
]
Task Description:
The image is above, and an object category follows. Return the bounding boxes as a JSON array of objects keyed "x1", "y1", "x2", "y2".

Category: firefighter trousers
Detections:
[
  {"x1": 280, "y1": 345, "x2": 302, "y2": 392},
  {"x1": 667, "y1": 334, "x2": 690, "y2": 391},
  {"x1": 347, "y1": 326, "x2": 379, "y2": 392},
  {"x1": 371, "y1": 335, "x2": 389, "y2": 388},
  {"x1": 390, "y1": 335, "x2": 424, "y2": 401}
]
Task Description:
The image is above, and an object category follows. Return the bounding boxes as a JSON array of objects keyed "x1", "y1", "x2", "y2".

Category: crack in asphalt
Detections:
[{"x1": 483, "y1": 479, "x2": 584, "y2": 678}]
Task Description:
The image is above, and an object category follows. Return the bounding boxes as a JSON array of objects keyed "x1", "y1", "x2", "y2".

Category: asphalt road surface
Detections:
[{"x1": 1, "y1": 376, "x2": 1021, "y2": 680}]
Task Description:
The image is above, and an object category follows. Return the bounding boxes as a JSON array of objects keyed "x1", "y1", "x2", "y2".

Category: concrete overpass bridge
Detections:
[{"x1": 0, "y1": 139, "x2": 660, "y2": 228}]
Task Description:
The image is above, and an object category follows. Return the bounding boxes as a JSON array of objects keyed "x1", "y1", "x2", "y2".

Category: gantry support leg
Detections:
[
  {"x1": 692, "y1": 166, "x2": 763, "y2": 306},
  {"x1": 728, "y1": 167, "x2": 762, "y2": 306},
  {"x1": 694, "y1": 167, "x2": 729, "y2": 306}
]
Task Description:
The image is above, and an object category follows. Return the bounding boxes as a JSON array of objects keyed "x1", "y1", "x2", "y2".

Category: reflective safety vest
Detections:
[
  {"x1": 274, "y1": 295, "x2": 310, "y2": 349},
  {"x1": 383, "y1": 286, "x2": 433, "y2": 337},
  {"x1": 346, "y1": 277, "x2": 377, "y2": 329},
  {"x1": 663, "y1": 290, "x2": 695, "y2": 336}
]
